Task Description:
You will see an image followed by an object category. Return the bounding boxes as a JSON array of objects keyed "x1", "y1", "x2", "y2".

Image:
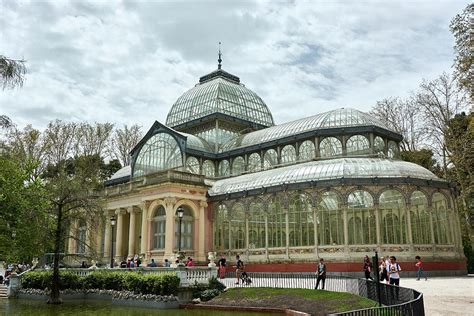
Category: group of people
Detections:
[
  {"x1": 216, "y1": 254, "x2": 251, "y2": 285},
  {"x1": 2, "y1": 262, "x2": 31, "y2": 285},
  {"x1": 118, "y1": 255, "x2": 142, "y2": 268}
]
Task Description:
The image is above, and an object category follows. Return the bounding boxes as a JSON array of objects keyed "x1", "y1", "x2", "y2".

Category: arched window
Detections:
[
  {"x1": 185, "y1": 156, "x2": 200, "y2": 174},
  {"x1": 202, "y1": 160, "x2": 215, "y2": 177},
  {"x1": 263, "y1": 149, "x2": 278, "y2": 170},
  {"x1": 318, "y1": 191, "x2": 343, "y2": 245},
  {"x1": 379, "y1": 190, "x2": 407, "y2": 244},
  {"x1": 346, "y1": 135, "x2": 370, "y2": 155},
  {"x1": 248, "y1": 153, "x2": 262, "y2": 172},
  {"x1": 231, "y1": 203, "x2": 246, "y2": 249},
  {"x1": 214, "y1": 204, "x2": 230, "y2": 250},
  {"x1": 175, "y1": 206, "x2": 193, "y2": 250},
  {"x1": 133, "y1": 133, "x2": 182, "y2": 177},
  {"x1": 218, "y1": 160, "x2": 230, "y2": 177},
  {"x1": 432, "y1": 193, "x2": 451, "y2": 245},
  {"x1": 232, "y1": 156, "x2": 245, "y2": 175},
  {"x1": 387, "y1": 141, "x2": 399, "y2": 159},
  {"x1": 288, "y1": 193, "x2": 314, "y2": 247},
  {"x1": 248, "y1": 201, "x2": 265, "y2": 249},
  {"x1": 348, "y1": 191, "x2": 376, "y2": 245},
  {"x1": 319, "y1": 137, "x2": 342, "y2": 158},
  {"x1": 76, "y1": 220, "x2": 87, "y2": 254},
  {"x1": 268, "y1": 196, "x2": 286, "y2": 248},
  {"x1": 374, "y1": 136, "x2": 385, "y2": 155},
  {"x1": 281, "y1": 145, "x2": 297, "y2": 164},
  {"x1": 410, "y1": 191, "x2": 431, "y2": 244},
  {"x1": 299, "y1": 140, "x2": 316, "y2": 161},
  {"x1": 152, "y1": 206, "x2": 166, "y2": 249}
]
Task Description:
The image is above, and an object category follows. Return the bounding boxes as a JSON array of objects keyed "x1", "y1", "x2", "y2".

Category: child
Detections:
[{"x1": 415, "y1": 256, "x2": 427, "y2": 281}]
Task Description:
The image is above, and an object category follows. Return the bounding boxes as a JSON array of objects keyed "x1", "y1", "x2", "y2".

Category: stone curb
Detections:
[{"x1": 181, "y1": 303, "x2": 311, "y2": 316}]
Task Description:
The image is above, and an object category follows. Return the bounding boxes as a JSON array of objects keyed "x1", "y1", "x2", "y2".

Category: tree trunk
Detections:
[{"x1": 47, "y1": 204, "x2": 63, "y2": 304}]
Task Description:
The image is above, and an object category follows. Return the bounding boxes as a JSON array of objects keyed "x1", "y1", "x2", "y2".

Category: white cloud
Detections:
[{"x1": 0, "y1": 0, "x2": 469, "y2": 129}]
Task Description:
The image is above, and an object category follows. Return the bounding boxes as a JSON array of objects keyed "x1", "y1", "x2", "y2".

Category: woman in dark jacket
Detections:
[{"x1": 363, "y1": 255, "x2": 373, "y2": 280}]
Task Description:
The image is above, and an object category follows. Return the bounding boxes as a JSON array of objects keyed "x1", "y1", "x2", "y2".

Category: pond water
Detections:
[{"x1": 0, "y1": 299, "x2": 274, "y2": 316}]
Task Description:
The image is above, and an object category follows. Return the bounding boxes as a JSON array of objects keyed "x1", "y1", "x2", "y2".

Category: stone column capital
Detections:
[
  {"x1": 127, "y1": 206, "x2": 140, "y2": 214},
  {"x1": 139, "y1": 200, "x2": 151, "y2": 210},
  {"x1": 164, "y1": 197, "x2": 177, "y2": 208},
  {"x1": 115, "y1": 208, "x2": 126, "y2": 216},
  {"x1": 199, "y1": 201, "x2": 208, "y2": 209}
]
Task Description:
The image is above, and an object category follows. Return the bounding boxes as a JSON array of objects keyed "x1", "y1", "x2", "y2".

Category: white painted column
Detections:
[
  {"x1": 198, "y1": 201, "x2": 208, "y2": 261},
  {"x1": 103, "y1": 212, "x2": 111, "y2": 258},
  {"x1": 139, "y1": 202, "x2": 149, "y2": 257},
  {"x1": 68, "y1": 219, "x2": 78, "y2": 254},
  {"x1": 115, "y1": 208, "x2": 126, "y2": 260},
  {"x1": 164, "y1": 198, "x2": 177, "y2": 258},
  {"x1": 128, "y1": 206, "x2": 137, "y2": 257}
]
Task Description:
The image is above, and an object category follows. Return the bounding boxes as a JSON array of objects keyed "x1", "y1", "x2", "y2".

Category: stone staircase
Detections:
[{"x1": 0, "y1": 284, "x2": 7, "y2": 298}]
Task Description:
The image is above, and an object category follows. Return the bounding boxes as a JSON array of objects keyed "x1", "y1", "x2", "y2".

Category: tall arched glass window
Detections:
[
  {"x1": 248, "y1": 201, "x2": 265, "y2": 249},
  {"x1": 202, "y1": 160, "x2": 215, "y2": 177},
  {"x1": 288, "y1": 193, "x2": 314, "y2": 247},
  {"x1": 263, "y1": 149, "x2": 278, "y2": 170},
  {"x1": 319, "y1": 137, "x2": 342, "y2": 158},
  {"x1": 374, "y1": 136, "x2": 385, "y2": 155},
  {"x1": 318, "y1": 191, "x2": 343, "y2": 245},
  {"x1": 432, "y1": 193, "x2": 451, "y2": 244},
  {"x1": 214, "y1": 204, "x2": 230, "y2": 250},
  {"x1": 299, "y1": 140, "x2": 316, "y2": 161},
  {"x1": 346, "y1": 135, "x2": 370, "y2": 155},
  {"x1": 185, "y1": 156, "x2": 200, "y2": 174},
  {"x1": 175, "y1": 207, "x2": 193, "y2": 250},
  {"x1": 379, "y1": 190, "x2": 407, "y2": 244},
  {"x1": 268, "y1": 196, "x2": 286, "y2": 248},
  {"x1": 387, "y1": 141, "x2": 399, "y2": 159},
  {"x1": 281, "y1": 145, "x2": 296, "y2": 164},
  {"x1": 348, "y1": 191, "x2": 376, "y2": 245},
  {"x1": 231, "y1": 203, "x2": 246, "y2": 249},
  {"x1": 218, "y1": 160, "x2": 230, "y2": 177},
  {"x1": 410, "y1": 191, "x2": 431, "y2": 244},
  {"x1": 76, "y1": 220, "x2": 87, "y2": 254},
  {"x1": 232, "y1": 156, "x2": 245, "y2": 175},
  {"x1": 152, "y1": 206, "x2": 166, "y2": 249},
  {"x1": 248, "y1": 153, "x2": 262, "y2": 172},
  {"x1": 133, "y1": 133, "x2": 182, "y2": 177}
]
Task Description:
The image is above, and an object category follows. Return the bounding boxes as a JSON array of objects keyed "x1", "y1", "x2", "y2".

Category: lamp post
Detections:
[
  {"x1": 177, "y1": 207, "x2": 184, "y2": 254},
  {"x1": 110, "y1": 216, "x2": 116, "y2": 268}
]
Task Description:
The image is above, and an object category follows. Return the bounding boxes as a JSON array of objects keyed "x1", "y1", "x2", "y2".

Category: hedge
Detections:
[{"x1": 21, "y1": 271, "x2": 180, "y2": 295}]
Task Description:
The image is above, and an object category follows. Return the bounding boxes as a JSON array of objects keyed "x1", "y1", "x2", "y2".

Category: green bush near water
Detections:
[{"x1": 21, "y1": 271, "x2": 180, "y2": 295}]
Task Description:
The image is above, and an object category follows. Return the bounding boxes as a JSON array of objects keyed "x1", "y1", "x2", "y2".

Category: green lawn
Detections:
[{"x1": 208, "y1": 287, "x2": 377, "y2": 315}]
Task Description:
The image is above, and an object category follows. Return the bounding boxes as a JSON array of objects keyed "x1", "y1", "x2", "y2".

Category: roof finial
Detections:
[{"x1": 218, "y1": 41, "x2": 222, "y2": 69}]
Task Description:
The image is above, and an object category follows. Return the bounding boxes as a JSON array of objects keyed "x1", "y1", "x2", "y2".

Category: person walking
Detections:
[
  {"x1": 315, "y1": 258, "x2": 327, "y2": 290},
  {"x1": 415, "y1": 256, "x2": 427, "y2": 281},
  {"x1": 363, "y1": 255, "x2": 373, "y2": 280},
  {"x1": 218, "y1": 255, "x2": 227, "y2": 279},
  {"x1": 234, "y1": 255, "x2": 244, "y2": 285},
  {"x1": 388, "y1": 256, "x2": 402, "y2": 300}
]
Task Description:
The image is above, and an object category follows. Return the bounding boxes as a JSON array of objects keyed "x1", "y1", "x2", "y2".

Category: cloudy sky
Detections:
[{"x1": 0, "y1": 0, "x2": 469, "y2": 130}]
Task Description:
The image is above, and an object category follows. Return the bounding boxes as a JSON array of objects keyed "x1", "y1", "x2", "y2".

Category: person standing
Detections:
[
  {"x1": 388, "y1": 256, "x2": 402, "y2": 299},
  {"x1": 315, "y1": 258, "x2": 327, "y2": 290},
  {"x1": 363, "y1": 255, "x2": 373, "y2": 280},
  {"x1": 218, "y1": 255, "x2": 227, "y2": 279},
  {"x1": 379, "y1": 257, "x2": 389, "y2": 284},
  {"x1": 186, "y1": 257, "x2": 195, "y2": 267},
  {"x1": 234, "y1": 255, "x2": 244, "y2": 285},
  {"x1": 415, "y1": 256, "x2": 427, "y2": 281}
]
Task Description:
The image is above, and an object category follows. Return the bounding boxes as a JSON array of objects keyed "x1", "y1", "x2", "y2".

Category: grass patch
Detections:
[{"x1": 208, "y1": 287, "x2": 377, "y2": 316}]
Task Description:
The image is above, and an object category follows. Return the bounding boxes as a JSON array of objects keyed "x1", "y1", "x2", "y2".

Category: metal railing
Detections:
[{"x1": 221, "y1": 272, "x2": 424, "y2": 316}]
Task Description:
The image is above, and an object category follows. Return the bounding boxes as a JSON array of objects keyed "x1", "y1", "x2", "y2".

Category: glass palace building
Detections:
[{"x1": 70, "y1": 62, "x2": 466, "y2": 274}]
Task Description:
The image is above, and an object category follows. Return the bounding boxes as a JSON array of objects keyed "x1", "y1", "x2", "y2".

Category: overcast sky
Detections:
[{"x1": 0, "y1": 0, "x2": 469, "y2": 130}]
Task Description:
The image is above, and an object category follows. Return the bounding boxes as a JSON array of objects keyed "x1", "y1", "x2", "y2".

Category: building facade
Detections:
[{"x1": 68, "y1": 62, "x2": 466, "y2": 274}]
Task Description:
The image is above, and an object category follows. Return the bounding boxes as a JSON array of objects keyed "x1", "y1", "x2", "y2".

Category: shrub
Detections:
[
  {"x1": 21, "y1": 271, "x2": 51, "y2": 290},
  {"x1": 199, "y1": 289, "x2": 221, "y2": 301},
  {"x1": 208, "y1": 276, "x2": 226, "y2": 292},
  {"x1": 59, "y1": 272, "x2": 81, "y2": 290}
]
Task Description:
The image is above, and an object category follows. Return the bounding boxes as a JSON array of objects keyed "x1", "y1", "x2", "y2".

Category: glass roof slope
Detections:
[
  {"x1": 110, "y1": 165, "x2": 131, "y2": 180},
  {"x1": 219, "y1": 108, "x2": 398, "y2": 152},
  {"x1": 166, "y1": 76, "x2": 274, "y2": 128},
  {"x1": 208, "y1": 158, "x2": 439, "y2": 196},
  {"x1": 179, "y1": 132, "x2": 213, "y2": 152}
]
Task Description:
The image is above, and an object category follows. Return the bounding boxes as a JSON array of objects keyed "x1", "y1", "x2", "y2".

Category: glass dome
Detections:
[{"x1": 166, "y1": 74, "x2": 274, "y2": 128}]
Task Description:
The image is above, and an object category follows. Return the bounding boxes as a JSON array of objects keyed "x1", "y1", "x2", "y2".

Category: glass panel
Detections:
[
  {"x1": 347, "y1": 191, "x2": 376, "y2": 245},
  {"x1": 186, "y1": 156, "x2": 200, "y2": 174},
  {"x1": 231, "y1": 203, "x2": 246, "y2": 249},
  {"x1": 410, "y1": 191, "x2": 431, "y2": 244},
  {"x1": 319, "y1": 137, "x2": 342, "y2": 158},
  {"x1": 299, "y1": 140, "x2": 316, "y2": 161},
  {"x1": 346, "y1": 135, "x2": 370, "y2": 155},
  {"x1": 248, "y1": 153, "x2": 262, "y2": 172},
  {"x1": 268, "y1": 196, "x2": 286, "y2": 248},
  {"x1": 202, "y1": 160, "x2": 215, "y2": 177},
  {"x1": 288, "y1": 193, "x2": 314, "y2": 247},
  {"x1": 232, "y1": 156, "x2": 245, "y2": 175},
  {"x1": 218, "y1": 160, "x2": 230, "y2": 177},
  {"x1": 133, "y1": 133, "x2": 182, "y2": 177},
  {"x1": 318, "y1": 191, "x2": 343, "y2": 245},
  {"x1": 248, "y1": 202, "x2": 265, "y2": 248},
  {"x1": 263, "y1": 149, "x2": 278, "y2": 170},
  {"x1": 387, "y1": 141, "x2": 399, "y2": 159},
  {"x1": 432, "y1": 193, "x2": 450, "y2": 244},
  {"x1": 214, "y1": 204, "x2": 230, "y2": 250},
  {"x1": 153, "y1": 206, "x2": 166, "y2": 249},
  {"x1": 281, "y1": 145, "x2": 296, "y2": 164},
  {"x1": 379, "y1": 190, "x2": 407, "y2": 244},
  {"x1": 374, "y1": 136, "x2": 385, "y2": 155}
]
